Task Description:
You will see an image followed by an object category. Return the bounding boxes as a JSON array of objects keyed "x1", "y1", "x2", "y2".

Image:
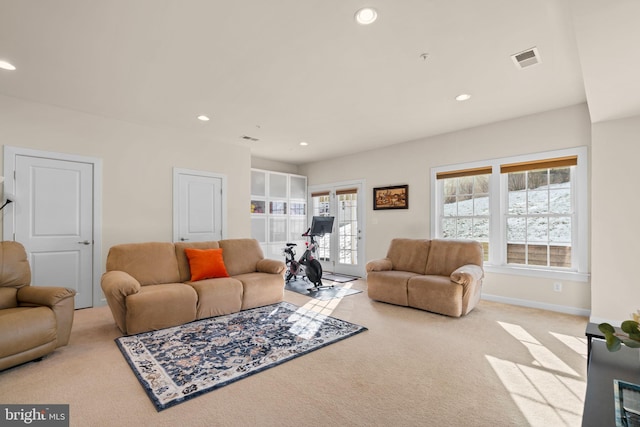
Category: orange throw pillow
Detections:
[{"x1": 184, "y1": 248, "x2": 229, "y2": 281}]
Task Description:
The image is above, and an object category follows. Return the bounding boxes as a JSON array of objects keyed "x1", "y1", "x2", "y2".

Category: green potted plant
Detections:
[{"x1": 599, "y1": 320, "x2": 640, "y2": 351}]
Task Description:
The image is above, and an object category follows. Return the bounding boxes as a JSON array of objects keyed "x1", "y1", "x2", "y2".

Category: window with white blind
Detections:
[
  {"x1": 436, "y1": 167, "x2": 492, "y2": 261},
  {"x1": 502, "y1": 156, "x2": 576, "y2": 269},
  {"x1": 431, "y1": 147, "x2": 588, "y2": 281}
]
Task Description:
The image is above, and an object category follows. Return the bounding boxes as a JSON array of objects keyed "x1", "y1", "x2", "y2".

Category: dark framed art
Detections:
[{"x1": 373, "y1": 185, "x2": 409, "y2": 210}]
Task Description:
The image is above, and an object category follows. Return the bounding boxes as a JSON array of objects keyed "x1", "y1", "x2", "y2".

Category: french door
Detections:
[{"x1": 309, "y1": 181, "x2": 365, "y2": 277}]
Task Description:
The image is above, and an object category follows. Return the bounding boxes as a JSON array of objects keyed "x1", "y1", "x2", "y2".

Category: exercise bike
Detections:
[{"x1": 282, "y1": 216, "x2": 335, "y2": 292}]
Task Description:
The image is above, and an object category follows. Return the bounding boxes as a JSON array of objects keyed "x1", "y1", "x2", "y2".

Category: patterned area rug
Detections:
[{"x1": 116, "y1": 302, "x2": 367, "y2": 411}]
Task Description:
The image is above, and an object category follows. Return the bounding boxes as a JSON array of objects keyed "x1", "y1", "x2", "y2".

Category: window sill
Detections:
[{"x1": 484, "y1": 264, "x2": 590, "y2": 283}]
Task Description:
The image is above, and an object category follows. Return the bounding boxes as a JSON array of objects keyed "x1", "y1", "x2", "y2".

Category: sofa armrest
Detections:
[
  {"x1": 366, "y1": 258, "x2": 393, "y2": 273},
  {"x1": 17, "y1": 286, "x2": 76, "y2": 347},
  {"x1": 256, "y1": 258, "x2": 286, "y2": 275},
  {"x1": 450, "y1": 264, "x2": 484, "y2": 287},
  {"x1": 101, "y1": 271, "x2": 142, "y2": 334},
  {"x1": 451, "y1": 264, "x2": 484, "y2": 316},
  {"x1": 17, "y1": 286, "x2": 76, "y2": 308}
]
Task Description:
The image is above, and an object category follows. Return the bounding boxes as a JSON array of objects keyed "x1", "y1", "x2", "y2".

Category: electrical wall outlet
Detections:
[{"x1": 553, "y1": 282, "x2": 563, "y2": 292}]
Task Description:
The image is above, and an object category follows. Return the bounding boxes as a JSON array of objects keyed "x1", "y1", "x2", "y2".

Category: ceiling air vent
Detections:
[
  {"x1": 241, "y1": 135, "x2": 259, "y2": 142},
  {"x1": 511, "y1": 47, "x2": 541, "y2": 69}
]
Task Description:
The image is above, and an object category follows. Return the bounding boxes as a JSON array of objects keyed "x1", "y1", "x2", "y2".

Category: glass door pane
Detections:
[
  {"x1": 309, "y1": 184, "x2": 364, "y2": 277},
  {"x1": 311, "y1": 192, "x2": 332, "y2": 262},
  {"x1": 337, "y1": 190, "x2": 358, "y2": 265}
]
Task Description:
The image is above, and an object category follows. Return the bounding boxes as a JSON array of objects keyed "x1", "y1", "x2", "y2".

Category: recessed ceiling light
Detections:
[
  {"x1": 197, "y1": 115, "x2": 210, "y2": 121},
  {"x1": 299, "y1": 141, "x2": 308, "y2": 146},
  {"x1": 355, "y1": 7, "x2": 378, "y2": 25},
  {"x1": 0, "y1": 60, "x2": 16, "y2": 71},
  {"x1": 455, "y1": 93, "x2": 471, "y2": 101}
]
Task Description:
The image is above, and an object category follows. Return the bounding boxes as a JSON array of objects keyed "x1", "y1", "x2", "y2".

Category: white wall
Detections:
[
  {"x1": 300, "y1": 103, "x2": 592, "y2": 314},
  {"x1": 251, "y1": 156, "x2": 299, "y2": 174},
  {"x1": 590, "y1": 114, "x2": 640, "y2": 323},
  {"x1": 1, "y1": 94, "x2": 604, "y2": 316},
  {"x1": 0, "y1": 95, "x2": 252, "y2": 267}
]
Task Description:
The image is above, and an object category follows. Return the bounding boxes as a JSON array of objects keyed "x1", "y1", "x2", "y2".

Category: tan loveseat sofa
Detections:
[
  {"x1": 366, "y1": 238, "x2": 484, "y2": 317},
  {"x1": 0, "y1": 241, "x2": 76, "y2": 371},
  {"x1": 101, "y1": 239, "x2": 285, "y2": 335}
]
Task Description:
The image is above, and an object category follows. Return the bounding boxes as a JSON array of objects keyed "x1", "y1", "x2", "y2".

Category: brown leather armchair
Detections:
[{"x1": 0, "y1": 241, "x2": 76, "y2": 371}]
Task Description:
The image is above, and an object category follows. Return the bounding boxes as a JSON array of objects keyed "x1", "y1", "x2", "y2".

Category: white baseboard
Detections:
[{"x1": 481, "y1": 293, "x2": 591, "y2": 317}]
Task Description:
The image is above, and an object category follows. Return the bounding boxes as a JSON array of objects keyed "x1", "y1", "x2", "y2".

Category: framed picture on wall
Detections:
[{"x1": 373, "y1": 185, "x2": 409, "y2": 210}]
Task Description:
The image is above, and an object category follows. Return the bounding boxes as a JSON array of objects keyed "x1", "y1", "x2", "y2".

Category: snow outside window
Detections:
[
  {"x1": 504, "y1": 167, "x2": 573, "y2": 268},
  {"x1": 440, "y1": 173, "x2": 490, "y2": 261},
  {"x1": 311, "y1": 193, "x2": 331, "y2": 261},
  {"x1": 431, "y1": 147, "x2": 588, "y2": 282}
]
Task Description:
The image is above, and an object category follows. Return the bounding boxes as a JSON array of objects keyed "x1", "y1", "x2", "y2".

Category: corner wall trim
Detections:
[
  {"x1": 588, "y1": 316, "x2": 623, "y2": 327},
  {"x1": 481, "y1": 293, "x2": 591, "y2": 317}
]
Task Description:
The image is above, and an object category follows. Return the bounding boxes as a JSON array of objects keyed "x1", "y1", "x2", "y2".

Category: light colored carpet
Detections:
[
  {"x1": 285, "y1": 278, "x2": 362, "y2": 300},
  {"x1": 322, "y1": 273, "x2": 359, "y2": 283},
  {"x1": 0, "y1": 279, "x2": 588, "y2": 427}
]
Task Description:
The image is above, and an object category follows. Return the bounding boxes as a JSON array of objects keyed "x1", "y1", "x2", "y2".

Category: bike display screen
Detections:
[{"x1": 310, "y1": 216, "x2": 334, "y2": 236}]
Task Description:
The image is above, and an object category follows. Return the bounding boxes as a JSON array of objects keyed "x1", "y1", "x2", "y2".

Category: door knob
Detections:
[{"x1": 78, "y1": 240, "x2": 91, "y2": 245}]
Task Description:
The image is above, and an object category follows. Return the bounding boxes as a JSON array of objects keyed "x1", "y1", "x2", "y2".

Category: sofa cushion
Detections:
[
  {"x1": 184, "y1": 248, "x2": 229, "y2": 281},
  {"x1": 407, "y1": 275, "x2": 463, "y2": 317},
  {"x1": 125, "y1": 283, "x2": 197, "y2": 335},
  {"x1": 175, "y1": 241, "x2": 221, "y2": 283},
  {"x1": 233, "y1": 272, "x2": 284, "y2": 310},
  {"x1": 367, "y1": 270, "x2": 418, "y2": 306},
  {"x1": 219, "y1": 239, "x2": 264, "y2": 276},
  {"x1": 187, "y1": 277, "x2": 243, "y2": 319},
  {"x1": 425, "y1": 239, "x2": 483, "y2": 276},
  {"x1": 0, "y1": 241, "x2": 31, "y2": 289},
  {"x1": 106, "y1": 242, "x2": 180, "y2": 285},
  {"x1": 386, "y1": 239, "x2": 431, "y2": 275}
]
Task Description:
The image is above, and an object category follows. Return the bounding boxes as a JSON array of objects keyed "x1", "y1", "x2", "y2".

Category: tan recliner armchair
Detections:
[{"x1": 0, "y1": 241, "x2": 76, "y2": 371}]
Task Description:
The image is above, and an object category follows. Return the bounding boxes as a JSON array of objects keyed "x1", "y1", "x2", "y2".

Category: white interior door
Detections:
[
  {"x1": 13, "y1": 155, "x2": 94, "y2": 309},
  {"x1": 174, "y1": 168, "x2": 225, "y2": 242},
  {"x1": 309, "y1": 181, "x2": 365, "y2": 277}
]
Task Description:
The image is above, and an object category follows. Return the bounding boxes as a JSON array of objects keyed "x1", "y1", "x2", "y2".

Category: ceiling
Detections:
[{"x1": 0, "y1": 1, "x2": 638, "y2": 165}]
